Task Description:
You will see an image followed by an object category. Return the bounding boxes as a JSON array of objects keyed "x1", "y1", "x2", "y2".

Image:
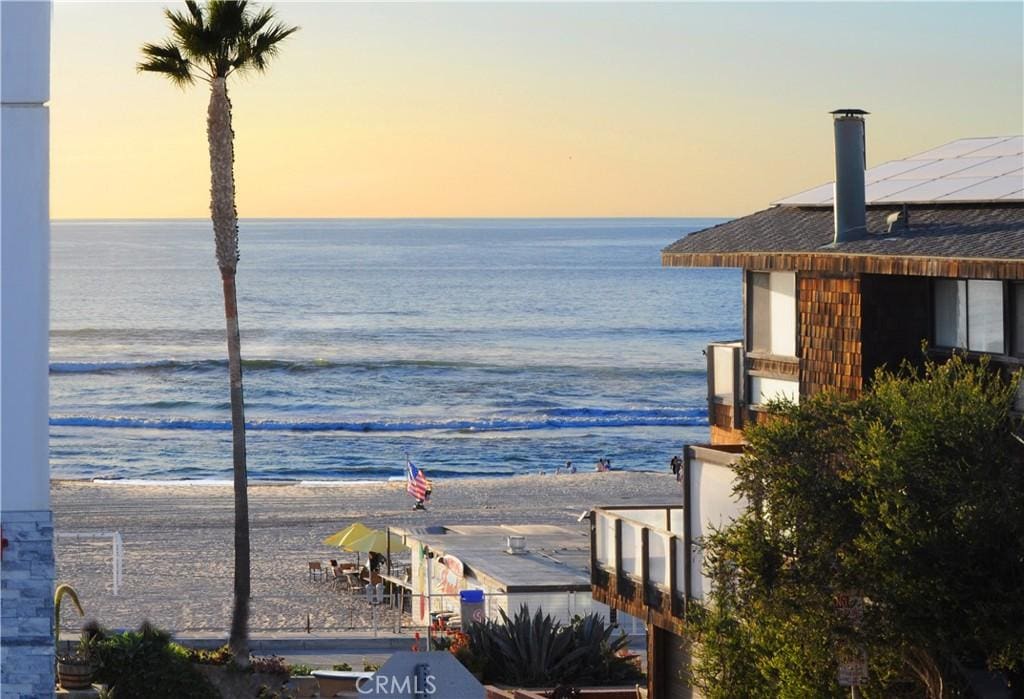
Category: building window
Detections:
[
  {"x1": 933, "y1": 279, "x2": 1005, "y2": 354},
  {"x1": 748, "y1": 272, "x2": 796, "y2": 356}
]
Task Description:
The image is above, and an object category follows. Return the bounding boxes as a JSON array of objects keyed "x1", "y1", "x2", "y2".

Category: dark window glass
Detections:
[{"x1": 749, "y1": 272, "x2": 771, "y2": 353}]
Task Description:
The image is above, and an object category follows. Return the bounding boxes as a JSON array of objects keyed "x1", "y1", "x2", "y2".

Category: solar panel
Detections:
[
  {"x1": 948, "y1": 156, "x2": 1022, "y2": 178},
  {"x1": 773, "y1": 135, "x2": 1024, "y2": 206},
  {"x1": 774, "y1": 182, "x2": 833, "y2": 206},
  {"x1": 889, "y1": 157, "x2": 994, "y2": 180},
  {"x1": 863, "y1": 159, "x2": 933, "y2": 182},
  {"x1": 936, "y1": 174, "x2": 1024, "y2": 202},
  {"x1": 876, "y1": 177, "x2": 991, "y2": 202},
  {"x1": 864, "y1": 179, "x2": 929, "y2": 201},
  {"x1": 968, "y1": 136, "x2": 1024, "y2": 158}
]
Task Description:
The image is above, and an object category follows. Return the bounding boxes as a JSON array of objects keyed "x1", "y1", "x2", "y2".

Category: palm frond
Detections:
[
  {"x1": 184, "y1": 0, "x2": 205, "y2": 27},
  {"x1": 165, "y1": 6, "x2": 219, "y2": 63},
  {"x1": 207, "y1": 0, "x2": 247, "y2": 43},
  {"x1": 244, "y1": 6, "x2": 275, "y2": 36},
  {"x1": 137, "y1": 41, "x2": 195, "y2": 86},
  {"x1": 235, "y1": 21, "x2": 298, "y2": 73},
  {"x1": 141, "y1": 1, "x2": 297, "y2": 84}
]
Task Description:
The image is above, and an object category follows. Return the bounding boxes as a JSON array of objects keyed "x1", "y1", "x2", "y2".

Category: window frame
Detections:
[
  {"x1": 931, "y1": 277, "x2": 1010, "y2": 357},
  {"x1": 745, "y1": 270, "x2": 797, "y2": 358}
]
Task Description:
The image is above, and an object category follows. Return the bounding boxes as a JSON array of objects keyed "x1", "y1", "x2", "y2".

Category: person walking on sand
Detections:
[{"x1": 671, "y1": 455, "x2": 683, "y2": 482}]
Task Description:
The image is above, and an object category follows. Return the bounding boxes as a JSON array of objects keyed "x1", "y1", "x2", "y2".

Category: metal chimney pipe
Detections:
[{"x1": 831, "y1": 108, "x2": 869, "y2": 244}]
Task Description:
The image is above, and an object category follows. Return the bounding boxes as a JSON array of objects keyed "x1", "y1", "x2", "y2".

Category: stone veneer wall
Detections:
[{"x1": 1, "y1": 511, "x2": 55, "y2": 698}]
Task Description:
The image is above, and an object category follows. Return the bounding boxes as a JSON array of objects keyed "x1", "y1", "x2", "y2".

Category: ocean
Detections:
[{"x1": 50, "y1": 218, "x2": 740, "y2": 482}]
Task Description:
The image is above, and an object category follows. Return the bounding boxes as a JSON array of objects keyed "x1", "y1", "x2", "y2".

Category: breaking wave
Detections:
[
  {"x1": 50, "y1": 358, "x2": 704, "y2": 377},
  {"x1": 50, "y1": 407, "x2": 706, "y2": 433}
]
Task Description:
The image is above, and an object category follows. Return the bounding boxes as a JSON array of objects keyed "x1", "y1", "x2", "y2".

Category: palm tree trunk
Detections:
[
  {"x1": 222, "y1": 270, "x2": 250, "y2": 662},
  {"x1": 207, "y1": 76, "x2": 250, "y2": 665}
]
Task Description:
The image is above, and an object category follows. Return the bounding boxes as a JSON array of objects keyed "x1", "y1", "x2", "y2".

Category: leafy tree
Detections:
[
  {"x1": 688, "y1": 355, "x2": 1024, "y2": 698},
  {"x1": 138, "y1": 1, "x2": 297, "y2": 664}
]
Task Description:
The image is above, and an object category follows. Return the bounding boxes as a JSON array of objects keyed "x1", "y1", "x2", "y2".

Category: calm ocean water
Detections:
[{"x1": 50, "y1": 219, "x2": 740, "y2": 482}]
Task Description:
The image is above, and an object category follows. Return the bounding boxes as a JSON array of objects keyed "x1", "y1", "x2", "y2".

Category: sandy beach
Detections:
[{"x1": 53, "y1": 471, "x2": 679, "y2": 636}]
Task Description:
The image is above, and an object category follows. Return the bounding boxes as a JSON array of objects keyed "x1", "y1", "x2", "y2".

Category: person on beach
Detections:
[
  {"x1": 566, "y1": 460, "x2": 576, "y2": 474},
  {"x1": 670, "y1": 455, "x2": 683, "y2": 481}
]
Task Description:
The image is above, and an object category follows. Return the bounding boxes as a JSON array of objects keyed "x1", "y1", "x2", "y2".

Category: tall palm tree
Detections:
[{"x1": 138, "y1": 0, "x2": 297, "y2": 663}]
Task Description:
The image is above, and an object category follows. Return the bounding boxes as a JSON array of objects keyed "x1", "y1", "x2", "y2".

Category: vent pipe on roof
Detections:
[
  {"x1": 506, "y1": 535, "x2": 527, "y2": 555},
  {"x1": 831, "y1": 108, "x2": 869, "y2": 244}
]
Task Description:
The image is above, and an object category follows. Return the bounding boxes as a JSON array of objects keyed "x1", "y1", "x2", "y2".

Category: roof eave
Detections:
[{"x1": 661, "y1": 250, "x2": 1024, "y2": 280}]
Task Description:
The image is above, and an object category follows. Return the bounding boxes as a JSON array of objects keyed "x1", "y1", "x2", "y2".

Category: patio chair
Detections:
[
  {"x1": 343, "y1": 570, "x2": 365, "y2": 593},
  {"x1": 308, "y1": 561, "x2": 325, "y2": 582}
]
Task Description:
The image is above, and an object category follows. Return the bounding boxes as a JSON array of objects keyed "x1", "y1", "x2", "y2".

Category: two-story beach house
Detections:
[{"x1": 589, "y1": 112, "x2": 1024, "y2": 698}]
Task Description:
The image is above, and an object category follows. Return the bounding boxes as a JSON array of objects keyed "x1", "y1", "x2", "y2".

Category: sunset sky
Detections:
[{"x1": 51, "y1": 2, "x2": 1023, "y2": 219}]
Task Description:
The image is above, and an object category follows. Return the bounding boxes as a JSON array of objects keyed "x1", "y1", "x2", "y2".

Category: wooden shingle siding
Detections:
[
  {"x1": 663, "y1": 252, "x2": 1024, "y2": 280},
  {"x1": 799, "y1": 274, "x2": 863, "y2": 396},
  {"x1": 709, "y1": 404, "x2": 745, "y2": 445}
]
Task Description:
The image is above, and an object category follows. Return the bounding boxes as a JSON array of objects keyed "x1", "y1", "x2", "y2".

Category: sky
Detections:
[{"x1": 51, "y1": 2, "x2": 1023, "y2": 219}]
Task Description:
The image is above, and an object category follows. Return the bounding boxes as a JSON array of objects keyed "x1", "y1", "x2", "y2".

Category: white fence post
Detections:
[{"x1": 54, "y1": 531, "x2": 123, "y2": 596}]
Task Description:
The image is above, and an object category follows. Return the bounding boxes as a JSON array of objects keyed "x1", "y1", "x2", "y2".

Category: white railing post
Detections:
[
  {"x1": 112, "y1": 532, "x2": 123, "y2": 596},
  {"x1": 55, "y1": 531, "x2": 123, "y2": 596}
]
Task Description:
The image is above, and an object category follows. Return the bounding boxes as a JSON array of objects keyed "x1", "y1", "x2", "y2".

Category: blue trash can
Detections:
[{"x1": 459, "y1": 589, "x2": 486, "y2": 626}]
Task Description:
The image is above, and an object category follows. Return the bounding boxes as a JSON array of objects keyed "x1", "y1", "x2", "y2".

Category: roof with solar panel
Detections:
[
  {"x1": 663, "y1": 133, "x2": 1024, "y2": 265},
  {"x1": 775, "y1": 135, "x2": 1023, "y2": 206}
]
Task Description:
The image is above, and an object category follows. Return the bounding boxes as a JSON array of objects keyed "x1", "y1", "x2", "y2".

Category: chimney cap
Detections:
[{"x1": 830, "y1": 108, "x2": 870, "y2": 118}]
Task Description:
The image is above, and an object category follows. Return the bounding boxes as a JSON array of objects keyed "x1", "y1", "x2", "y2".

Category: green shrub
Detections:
[
  {"x1": 288, "y1": 663, "x2": 314, "y2": 677},
  {"x1": 91, "y1": 621, "x2": 220, "y2": 699},
  {"x1": 332, "y1": 662, "x2": 353, "y2": 671}
]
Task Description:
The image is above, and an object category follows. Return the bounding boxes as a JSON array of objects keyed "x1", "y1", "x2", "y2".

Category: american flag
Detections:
[{"x1": 407, "y1": 460, "x2": 431, "y2": 501}]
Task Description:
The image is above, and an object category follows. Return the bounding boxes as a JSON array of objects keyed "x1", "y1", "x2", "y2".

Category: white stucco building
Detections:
[{"x1": 1, "y1": 1, "x2": 55, "y2": 696}]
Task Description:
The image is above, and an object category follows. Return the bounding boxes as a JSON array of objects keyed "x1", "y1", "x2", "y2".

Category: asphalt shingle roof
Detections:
[{"x1": 662, "y1": 204, "x2": 1024, "y2": 261}]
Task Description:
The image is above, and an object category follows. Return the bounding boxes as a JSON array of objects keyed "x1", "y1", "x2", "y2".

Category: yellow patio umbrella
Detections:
[
  {"x1": 322, "y1": 522, "x2": 374, "y2": 548},
  {"x1": 343, "y1": 529, "x2": 409, "y2": 555}
]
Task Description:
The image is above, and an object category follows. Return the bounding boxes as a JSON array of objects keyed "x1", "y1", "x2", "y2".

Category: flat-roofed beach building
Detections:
[
  {"x1": 591, "y1": 114, "x2": 1024, "y2": 698},
  {"x1": 393, "y1": 523, "x2": 640, "y2": 631}
]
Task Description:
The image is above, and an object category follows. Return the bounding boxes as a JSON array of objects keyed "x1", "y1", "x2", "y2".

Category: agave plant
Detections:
[
  {"x1": 460, "y1": 605, "x2": 642, "y2": 687},
  {"x1": 566, "y1": 613, "x2": 641, "y2": 685}
]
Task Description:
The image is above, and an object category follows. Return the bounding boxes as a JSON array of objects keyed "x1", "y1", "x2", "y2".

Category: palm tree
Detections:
[{"x1": 138, "y1": 1, "x2": 297, "y2": 664}]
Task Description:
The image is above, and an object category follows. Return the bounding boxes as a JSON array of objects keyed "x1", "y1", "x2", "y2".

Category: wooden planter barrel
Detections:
[{"x1": 57, "y1": 659, "x2": 94, "y2": 690}]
